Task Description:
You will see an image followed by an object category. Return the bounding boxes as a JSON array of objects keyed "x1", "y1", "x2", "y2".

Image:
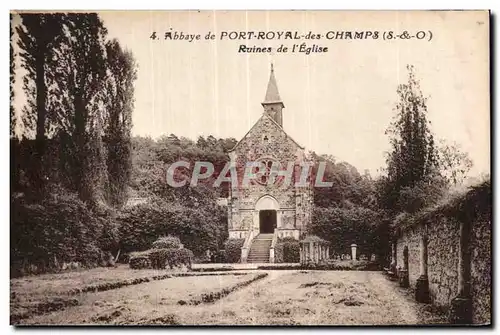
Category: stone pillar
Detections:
[
  {"x1": 315, "y1": 243, "x2": 319, "y2": 263},
  {"x1": 400, "y1": 246, "x2": 409, "y2": 288},
  {"x1": 309, "y1": 242, "x2": 314, "y2": 263},
  {"x1": 390, "y1": 240, "x2": 397, "y2": 272},
  {"x1": 416, "y1": 222, "x2": 430, "y2": 303},
  {"x1": 300, "y1": 244, "x2": 304, "y2": 264},
  {"x1": 326, "y1": 247, "x2": 330, "y2": 260},
  {"x1": 449, "y1": 218, "x2": 472, "y2": 324},
  {"x1": 351, "y1": 244, "x2": 357, "y2": 261}
]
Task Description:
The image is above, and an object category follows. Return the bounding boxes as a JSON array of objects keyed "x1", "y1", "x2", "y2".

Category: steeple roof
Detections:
[{"x1": 262, "y1": 63, "x2": 284, "y2": 106}]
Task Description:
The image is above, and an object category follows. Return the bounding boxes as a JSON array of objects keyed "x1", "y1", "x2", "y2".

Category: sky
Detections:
[{"x1": 16, "y1": 11, "x2": 491, "y2": 177}]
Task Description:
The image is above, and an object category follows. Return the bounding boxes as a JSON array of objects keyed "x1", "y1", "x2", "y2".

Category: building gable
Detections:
[{"x1": 229, "y1": 113, "x2": 304, "y2": 160}]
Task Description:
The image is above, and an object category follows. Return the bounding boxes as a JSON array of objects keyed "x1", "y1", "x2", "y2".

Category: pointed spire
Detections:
[
  {"x1": 262, "y1": 63, "x2": 284, "y2": 127},
  {"x1": 262, "y1": 62, "x2": 283, "y2": 105}
]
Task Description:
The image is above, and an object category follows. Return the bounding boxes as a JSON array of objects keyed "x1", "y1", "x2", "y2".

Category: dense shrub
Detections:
[
  {"x1": 281, "y1": 237, "x2": 300, "y2": 263},
  {"x1": 152, "y1": 235, "x2": 182, "y2": 249},
  {"x1": 128, "y1": 247, "x2": 194, "y2": 270},
  {"x1": 149, "y1": 248, "x2": 194, "y2": 269},
  {"x1": 274, "y1": 243, "x2": 284, "y2": 263},
  {"x1": 274, "y1": 237, "x2": 300, "y2": 263},
  {"x1": 223, "y1": 239, "x2": 244, "y2": 263},
  {"x1": 129, "y1": 251, "x2": 152, "y2": 269},
  {"x1": 117, "y1": 199, "x2": 227, "y2": 256},
  {"x1": 311, "y1": 206, "x2": 381, "y2": 255},
  {"x1": 10, "y1": 191, "x2": 119, "y2": 276}
]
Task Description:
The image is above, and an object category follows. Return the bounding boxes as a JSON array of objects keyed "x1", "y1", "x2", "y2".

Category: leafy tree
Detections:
[
  {"x1": 45, "y1": 13, "x2": 109, "y2": 204},
  {"x1": 104, "y1": 39, "x2": 138, "y2": 208},
  {"x1": 310, "y1": 152, "x2": 377, "y2": 209},
  {"x1": 16, "y1": 13, "x2": 67, "y2": 195},
  {"x1": 379, "y1": 65, "x2": 440, "y2": 213},
  {"x1": 437, "y1": 140, "x2": 473, "y2": 186}
]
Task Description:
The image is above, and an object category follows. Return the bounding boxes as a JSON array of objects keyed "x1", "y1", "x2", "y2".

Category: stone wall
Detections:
[
  {"x1": 395, "y1": 181, "x2": 491, "y2": 324},
  {"x1": 426, "y1": 216, "x2": 460, "y2": 307},
  {"x1": 396, "y1": 225, "x2": 421, "y2": 286},
  {"x1": 470, "y1": 211, "x2": 491, "y2": 324},
  {"x1": 228, "y1": 113, "x2": 312, "y2": 235}
]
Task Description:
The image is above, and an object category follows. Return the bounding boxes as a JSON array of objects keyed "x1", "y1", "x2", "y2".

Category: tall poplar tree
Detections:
[
  {"x1": 379, "y1": 65, "x2": 439, "y2": 212},
  {"x1": 16, "y1": 13, "x2": 66, "y2": 194},
  {"x1": 104, "y1": 39, "x2": 137, "y2": 207}
]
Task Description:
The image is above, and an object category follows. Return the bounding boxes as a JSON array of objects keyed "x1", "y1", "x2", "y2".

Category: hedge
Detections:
[
  {"x1": 224, "y1": 239, "x2": 244, "y2": 263},
  {"x1": 128, "y1": 248, "x2": 194, "y2": 270},
  {"x1": 275, "y1": 237, "x2": 300, "y2": 263},
  {"x1": 10, "y1": 192, "x2": 119, "y2": 277},
  {"x1": 152, "y1": 236, "x2": 182, "y2": 249}
]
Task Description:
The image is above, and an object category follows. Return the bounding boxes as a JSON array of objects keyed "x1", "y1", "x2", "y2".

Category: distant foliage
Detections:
[
  {"x1": 130, "y1": 135, "x2": 237, "y2": 199},
  {"x1": 152, "y1": 236, "x2": 182, "y2": 250},
  {"x1": 310, "y1": 153, "x2": 377, "y2": 210},
  {"x1": 437, "y1": 140, "x2": 473, "y2": 186},
  {"x1": 224, "y1": 239, "x2": 244, "y2": 263},
  {"x1": 310, "y1": 206, "x2": 381, "y2": 256},
  {"x1": 118, "y1": 199, "x2": 227, "y2": 256}
]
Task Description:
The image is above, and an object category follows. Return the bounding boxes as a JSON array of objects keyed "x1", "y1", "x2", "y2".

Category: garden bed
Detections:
[{"x1": 10, "y1": 265, "x2": 253, "y2": 324}]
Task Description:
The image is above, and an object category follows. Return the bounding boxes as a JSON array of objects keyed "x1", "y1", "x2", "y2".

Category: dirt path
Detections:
[{"x1": 177, "y1": 270, "x2": 425, "y2": 325}]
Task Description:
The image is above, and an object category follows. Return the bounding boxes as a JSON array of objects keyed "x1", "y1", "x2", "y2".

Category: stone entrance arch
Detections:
[{"x1": 254, "y1": 195, "x2": 280, "y2": 234}]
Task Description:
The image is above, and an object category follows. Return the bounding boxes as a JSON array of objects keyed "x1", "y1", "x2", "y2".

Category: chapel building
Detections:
[{"x1": 227, "y1": 65, "x2": 313, "y2": 262}]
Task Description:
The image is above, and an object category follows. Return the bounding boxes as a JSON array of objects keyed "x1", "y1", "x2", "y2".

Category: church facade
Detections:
[{"x1": 227, "y1": 65, "x2": 313, "y2": 245}]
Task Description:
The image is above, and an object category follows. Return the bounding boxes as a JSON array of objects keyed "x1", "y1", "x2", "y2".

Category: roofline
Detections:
[
  {"x1": 228, "y1": 113, "x2": 305, "y2": 153},
  {"x1": 261, "y1": 101, "x2": 285, "y2": 107}
]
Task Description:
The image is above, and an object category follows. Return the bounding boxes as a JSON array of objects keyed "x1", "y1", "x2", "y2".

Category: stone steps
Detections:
[{"x1": 247, "y1": 234, "x2": 273, "y2": 263}]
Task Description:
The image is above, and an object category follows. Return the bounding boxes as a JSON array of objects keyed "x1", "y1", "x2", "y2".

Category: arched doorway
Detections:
[
  {"x1": 259, "y1": 210, "x2": 276, "y2": 233},
  {"x1": 255, "y1": 195, "x2": 279, "y2": 234}
]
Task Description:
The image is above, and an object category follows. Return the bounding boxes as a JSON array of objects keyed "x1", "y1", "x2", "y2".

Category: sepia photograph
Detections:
[{"x1": 9, "y1": 10, "x2": 491, "y2": 326}]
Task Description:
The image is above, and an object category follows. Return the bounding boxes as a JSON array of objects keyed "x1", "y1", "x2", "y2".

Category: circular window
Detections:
[{"x1": 256, "y1": 158, "x2": 279, "y2": 186}]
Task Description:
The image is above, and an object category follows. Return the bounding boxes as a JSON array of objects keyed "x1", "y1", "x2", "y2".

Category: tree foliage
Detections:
[
  {"x1": 437, "y1": 140, "x2": 473, "y2": 186},
  {"x1": 117, "y1": 198, "x2": 228, "y2": 256},
  {"x1": 16, "y1": 13, "x2": 67, "y2": 194},
  {"x1": 378, "y1": 65, "x2": 440, "y2": 213},
  {"x1": 14, "y1": 13, "x2": 138, "y2": 207},
  {"x1": 104, "y1": 39, "x2": 137, "y2": 207},
  {"x1": 310, "y1": 206, "x2": 381, "y2": 257}
]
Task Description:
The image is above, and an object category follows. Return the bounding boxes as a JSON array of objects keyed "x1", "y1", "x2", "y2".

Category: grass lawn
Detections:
[
  {"x1": 18, "y1": 272, "x2": 262, "y2": 325},
  {"x1": 13, "y1": 268, "x2": 447, "y2": 325}
]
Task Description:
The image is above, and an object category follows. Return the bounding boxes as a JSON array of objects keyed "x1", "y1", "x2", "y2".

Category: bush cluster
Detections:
[
  {"x1": 151, "y1": 235, "x2": 182, "y2": 249},
  {"x1": 129, "y1": 253, "x2": 151, "y2": 269},
  {"x1": 149, "y1": 248, "x2": 193, "y2": 269},
  {"x1": 223, "y1": 239, "x2": 244, "y2": 263},
  {"x1": 10, "y1": 192, "x2": 119, "y2": 277},
  {"x1": 127, "y1": 237, "x2": 194, "y2": 270},
  {"x1": 274, "y1": 237, "x2": 300, "y2": 263}
]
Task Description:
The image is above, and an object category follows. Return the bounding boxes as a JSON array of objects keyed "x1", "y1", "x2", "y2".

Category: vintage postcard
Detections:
[{"x1": 9, "y1": 10, "x2": 491, "y2": 326}]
